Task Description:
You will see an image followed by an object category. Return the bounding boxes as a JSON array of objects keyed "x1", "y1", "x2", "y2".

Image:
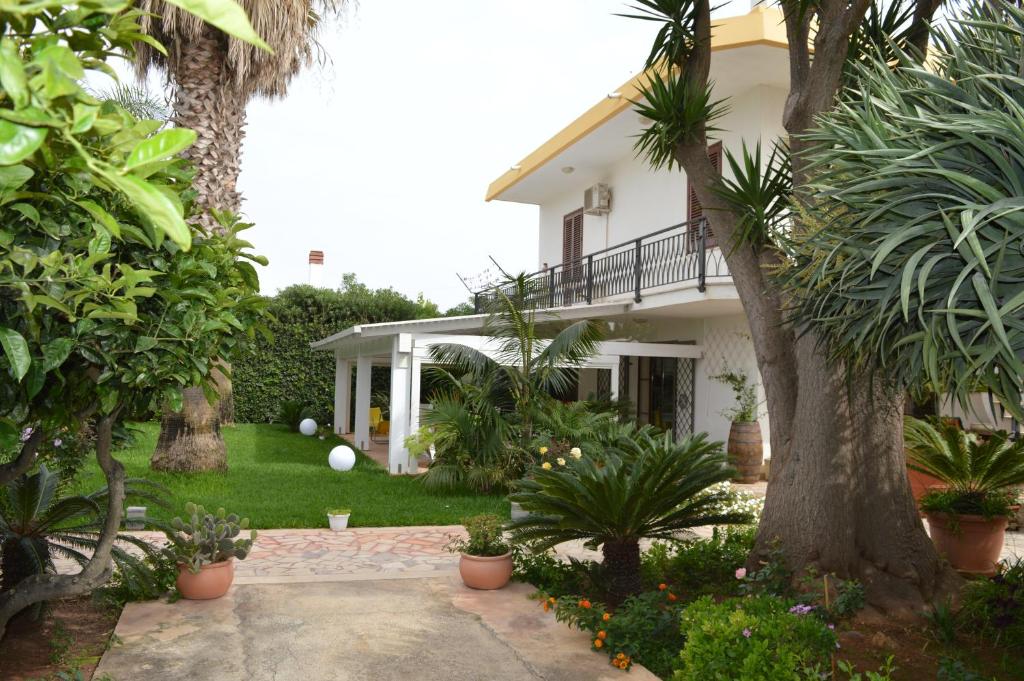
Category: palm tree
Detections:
[
  {"x1": 134, "y1": 2, "x2": 344, "y2": 469},
  {"x1": 508, "y1": 431, "x2": 750, "y2": 607},
  {"x1": 430, "y1": 273, "x2": 604, "y2": 442}
]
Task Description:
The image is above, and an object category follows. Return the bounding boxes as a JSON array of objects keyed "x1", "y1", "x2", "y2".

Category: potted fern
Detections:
[
  {"x1": 165, "y1": 503, "x2": 257, "y2": 599},
  {"x1": 904, "y1": 417, "x2": 1024, "y2": 575},
  {"x1": 447, "y1": 514, "x2": 512, "y2": 590},
  {"x1": 711, "y1": 368, "x2": 762, "y2": 483}
]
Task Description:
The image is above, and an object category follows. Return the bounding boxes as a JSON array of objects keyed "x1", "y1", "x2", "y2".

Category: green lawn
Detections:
[{"x1": 73, "y1": 423, "x2": 508, "y2": 529}]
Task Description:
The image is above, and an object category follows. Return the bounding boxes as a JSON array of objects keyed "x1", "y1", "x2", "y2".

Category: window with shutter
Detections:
[
  {"x1": 562, "y1": 209, "x2": 584, "y2": 266},
  {"x1": 686, "y1": 142, "x2": 722, "y2": 249}
]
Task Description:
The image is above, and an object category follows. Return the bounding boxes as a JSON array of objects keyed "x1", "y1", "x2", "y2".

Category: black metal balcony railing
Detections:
[{"x1": 473, "y1": 218, "x2": 729, "y2": 313}]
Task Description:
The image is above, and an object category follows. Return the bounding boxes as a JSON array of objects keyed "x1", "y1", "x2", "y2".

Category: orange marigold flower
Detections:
[
  {"x1": 668, "y1": 592, "x2": 678, "y2": 602},
  {"x1": 543, "y1": 602, "x2": 549, "y2": 612},
  {"x1": 597, "y1": 630, "x2": 607, "y2": 640},
  {"x1": 658, "y1": 583, "x2": 667, "y2": 591},
  {"x1": 582, "y1": 599, "x2": 592, "y2": 609},
  {"x1": 594, "y1": 639, "x2": 603, "y2": 649},
  {"x1": 616, "y1": 653, "x2": 626, "y2": 660},
  {"x1": 602, "y1": 613, "x2": 611, "y2": 621},
  {"x1": 548, "y1": 596, "x2": 556, "y2": 604}
]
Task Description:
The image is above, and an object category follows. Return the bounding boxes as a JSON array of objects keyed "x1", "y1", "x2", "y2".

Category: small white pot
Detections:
[
  {"x1": 126, "y1": 506, "x2": 147, "y2": 530},
  {"x1": 327, "y1": 513, "x2": 351, "y2": 531}
]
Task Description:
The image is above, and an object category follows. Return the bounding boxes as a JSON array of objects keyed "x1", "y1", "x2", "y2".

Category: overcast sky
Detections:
[{"x1": 234, "y1": 0, "x2": 666, "y2": 309}]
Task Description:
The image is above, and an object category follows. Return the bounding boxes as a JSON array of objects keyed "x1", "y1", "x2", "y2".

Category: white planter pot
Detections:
[
  {"x1": 126, "y1": 506, "x2": 147, "y2": 530},
  {"x1": 327, "y1": 513, "x2": 350, "y2": 531}
]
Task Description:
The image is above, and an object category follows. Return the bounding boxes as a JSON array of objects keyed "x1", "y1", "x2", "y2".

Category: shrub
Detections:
[
  {"x1": 959, "y1": 558, "x2": 1024, "y2": 650},
  {"x1": 446, "y1": 514, "x2": 509, "y2": 557},
  {"x1": 232, "y1": 280, "x2": 442, "y2": 425},
  {"x1": 674, "y1": 595, "x2": 837, "y2": 681},
  {"x1": 276, "y1": 399, "x2": 312, "y2": 432},
  {"x1": 509, "y1": 431, "x2": 749, "y2": 607},
  {"x1": 512, "y1": 548, "x2": 609, "y2": 602},
  {"x1": 554, "y1": 590, "x2": 687, "y2": 677},
  {"x1": 641, "y1": 526, "x2": 756, "y2": 596}
]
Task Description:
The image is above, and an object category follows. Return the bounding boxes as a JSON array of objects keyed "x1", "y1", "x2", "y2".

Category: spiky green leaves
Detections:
[
  {"x1": 713, "y1": 140, "x2": 792, "y2": 251},
  {"x1": 617, "y1": 0, "x2": 702, "y2": 69},
  {"x1": 787, "y1": 0, "x2": 1024, "y2": 418},
  {"x1": 633, "y1": 69, "x2": 725, "y2": 171}
]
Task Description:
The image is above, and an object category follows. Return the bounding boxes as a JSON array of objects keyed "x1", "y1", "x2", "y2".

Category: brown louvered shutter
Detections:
[
  {"x1": 562, "y1": 209, "x2": 584, "y2": 266},
  {"x1": 687, "y1": 142, "x2": 722, "y2": 249}
]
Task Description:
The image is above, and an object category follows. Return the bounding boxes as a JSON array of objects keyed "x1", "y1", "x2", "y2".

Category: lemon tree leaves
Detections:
[
  {"x1": 0, "y1": 327, "x2": 30, "y2": 381},
  {"x1": 103, "y1": 172, "x2": 191, "y2": 250},
  {"x1": 124, "y1": 128, "x2": 197, "y2": 172}
]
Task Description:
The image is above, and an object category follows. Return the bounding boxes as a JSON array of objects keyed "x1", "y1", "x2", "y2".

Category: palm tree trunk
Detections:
[
  {"x1": 601, "y1": 538, "x2": 642, "y2": 609},
  {"x1": 152, "y1": 27, "x2": 248, "y2": 468},
  {"x1": 151, "y1": 387, "x2": 227, "y2": 472}
]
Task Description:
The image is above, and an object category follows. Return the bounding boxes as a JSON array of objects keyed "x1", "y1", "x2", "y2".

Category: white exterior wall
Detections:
[
  {"x1": 641, "y1": 314, "x2": 770, "y2": 459},
  {"x1": 536, "y1": 85, "x2": 787, "y2": 271}
]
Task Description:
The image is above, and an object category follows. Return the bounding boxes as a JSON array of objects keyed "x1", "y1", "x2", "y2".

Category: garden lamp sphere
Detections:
[
  {"x1": 299, "y1": 418, "x2": 317, "y2": 436},
  {"x1": 329, "y1": 445, "x2": 356, "y2": 472}
]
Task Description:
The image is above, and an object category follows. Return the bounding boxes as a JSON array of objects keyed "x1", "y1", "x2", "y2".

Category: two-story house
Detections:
[{"x1": 314, "y1": 5, "x2": 788, "y2": 473}]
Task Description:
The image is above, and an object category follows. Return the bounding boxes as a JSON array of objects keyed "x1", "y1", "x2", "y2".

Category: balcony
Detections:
[{"x1": 473, "y1": 218, "x2": 730, "y2": 313}]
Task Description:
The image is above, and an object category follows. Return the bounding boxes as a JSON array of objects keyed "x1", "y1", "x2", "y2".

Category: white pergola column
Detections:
[
  {"x1": 388, "y1": 334, "x2": 413, "y2": 474},
  {"x1": 409, "y1": 356, "x2": 424, "y2": 437},
  {"x1": 354, "y1": 355, "x2": 372, "y2": 450},
  {"x1": 334, "y1": 356, "x2": 351, "y2": 435},
  {"x1": 610, "y1": 361, "x2": 620, "y2": 400}
]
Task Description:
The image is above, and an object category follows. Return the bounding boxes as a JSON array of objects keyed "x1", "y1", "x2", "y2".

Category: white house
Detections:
[{"x1": 313, "y1": 5, "x2": 790, "y2": 473}]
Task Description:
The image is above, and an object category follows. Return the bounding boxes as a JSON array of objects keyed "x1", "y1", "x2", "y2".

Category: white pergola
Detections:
[{"x1": 310, "y1": 304, "x2": 703, "y2": 474}]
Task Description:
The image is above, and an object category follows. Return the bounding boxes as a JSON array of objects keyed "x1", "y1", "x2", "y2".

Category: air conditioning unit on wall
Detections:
[{"x1": 583, "y1": 183, "x2": 611, "y2": 215}]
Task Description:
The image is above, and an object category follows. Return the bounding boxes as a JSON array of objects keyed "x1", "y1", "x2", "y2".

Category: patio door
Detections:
[
  {"x1": 562, "y1": 209, "x2": 584, "y2": 302},
  {"x1": 686, "y1": 142, "x2": 722, "y2": 250}
]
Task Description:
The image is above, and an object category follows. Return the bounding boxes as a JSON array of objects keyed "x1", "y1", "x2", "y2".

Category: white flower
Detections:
[
  {"x1": 541, "y1": 462, "x2": 552, "y2": 470},
  {"x1": 570, "y1": 447, "x2": 582, "y2": 459},
  {"x1": 556, "y1": 457, "x2": 566, "y2": 466}
]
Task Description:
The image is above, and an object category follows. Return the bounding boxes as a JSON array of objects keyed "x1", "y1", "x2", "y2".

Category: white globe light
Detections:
[
  {"x1": 299, "y1": 418, "x2": 317, "y2": 436},
  {"x1": 328, "y1": 445, "x2": 356, "y2": 472}
]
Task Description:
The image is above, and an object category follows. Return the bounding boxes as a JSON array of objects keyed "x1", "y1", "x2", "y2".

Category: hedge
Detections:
[{"x1": 233, "y1": 278, "x2": 464, "y2": 425}]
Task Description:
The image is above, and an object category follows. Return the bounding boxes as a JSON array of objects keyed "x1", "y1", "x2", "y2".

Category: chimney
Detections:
[{"x1": 308, "y1": 250, "x2": 324, "y2": 287}]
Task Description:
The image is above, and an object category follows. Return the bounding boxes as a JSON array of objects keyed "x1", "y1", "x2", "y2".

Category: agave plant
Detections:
[
  {"x1": 904, "y1": 417, "x2": 1024, "y2": 514},
  {"x1": 0, "y1": 465, "x2": 168, "y2": 613},
  {"x1": 508, "y1": 431, "x2": 750, "y2": 607}
]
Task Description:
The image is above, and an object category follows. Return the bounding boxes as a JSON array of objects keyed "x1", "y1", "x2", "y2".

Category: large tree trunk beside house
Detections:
[{"x1": 152, "y1": 28, "x2": 248, "y2": 468}]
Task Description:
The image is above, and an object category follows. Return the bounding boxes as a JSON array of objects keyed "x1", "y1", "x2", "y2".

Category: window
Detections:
[
  {"x1": 686, "y1": 142, "x2": 722, "y2": 249},
  {"x1": 562, "y1": 209, "x2": 584, "y2": 265}
]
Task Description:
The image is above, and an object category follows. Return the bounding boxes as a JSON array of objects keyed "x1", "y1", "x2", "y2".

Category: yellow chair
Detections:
[{"x1": 369, "y1": 407, "x2": 389, "y2": 443}]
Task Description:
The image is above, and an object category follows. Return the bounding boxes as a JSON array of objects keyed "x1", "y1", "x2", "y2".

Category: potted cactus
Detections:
[{"x1": 165, "y1": 502, "x2": 257, "y2": 600}]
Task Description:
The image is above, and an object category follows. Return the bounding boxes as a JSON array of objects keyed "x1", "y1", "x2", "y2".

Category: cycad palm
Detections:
[
  {"x1": 904, "y1": 417, "x2": 1024, "y2": 497},
  {"x1": 508, "y1": 432, "x2": 749, "y2": 607}
]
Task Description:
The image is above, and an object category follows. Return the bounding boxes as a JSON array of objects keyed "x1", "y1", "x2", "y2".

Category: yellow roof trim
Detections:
[{"x1": 485, "y1": 8, "x2": 787, "y2": 202}]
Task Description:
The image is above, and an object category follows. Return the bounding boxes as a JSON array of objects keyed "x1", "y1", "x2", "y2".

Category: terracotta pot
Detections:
[
  {"x1": 176, "y1": 559, "x2": 235, "y2": 600},
  {"x1": 458, "y1": 552, "x2": 513, "y2": 590},
  {"x1": 925, "y1": 512, "x2": 1008, "y2": 576},
  {"x1": 906, "y1": 466, "x2": 947, "y2": 512},
  {"x1": 727, "y1": 421, "x2": 763, "y2": 483}
]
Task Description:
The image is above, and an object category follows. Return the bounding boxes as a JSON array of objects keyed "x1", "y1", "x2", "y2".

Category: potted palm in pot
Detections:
[
  {"x1": 165, "y1": 502, "x2": 257, "y2": 600},
  {"x1": 904, "y1": 417, "x2": 1024, "y2": 576},
  {"x1": 447, "y1": 514, "x2": 513, "y2": 590},
  {"x1": 711, "y1": 368, "x2": 762, "y2": 483}
]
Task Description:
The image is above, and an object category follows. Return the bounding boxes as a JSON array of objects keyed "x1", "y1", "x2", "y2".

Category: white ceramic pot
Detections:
[
  {"x1": 327, "y1": 513, "x2": 351, "y2": 531},
  {"x1": 126, "y1": 505, "x2": 147, "y2": 530}
]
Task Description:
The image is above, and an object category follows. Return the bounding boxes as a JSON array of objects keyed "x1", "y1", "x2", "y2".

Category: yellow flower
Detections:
[
  {"x1": 556, "y1": 457, "x2": 566, "y2": 466},
  {"x1": 539, "y1": 446, "x2": 548, "y2": 454},
  {"x1": 570, "y1": 447, "x2": 582, "y2": 459},
  {"x1": 541, "y1": 462, "x2": 552, "y2": 470}
]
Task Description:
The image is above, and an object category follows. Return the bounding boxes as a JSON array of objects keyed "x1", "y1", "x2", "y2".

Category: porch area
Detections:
[{"x1": 310, "y1": 306, "x2": 704, "y2": 474}]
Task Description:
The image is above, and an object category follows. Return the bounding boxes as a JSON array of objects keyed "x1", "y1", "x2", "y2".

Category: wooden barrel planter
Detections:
[{"x1": 728, "y1": 421, "x2": 763, "y2": 483}]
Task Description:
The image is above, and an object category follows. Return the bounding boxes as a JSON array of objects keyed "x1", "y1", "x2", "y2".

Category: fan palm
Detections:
[
  {"x1": 0, "y1": 466, "x2": 168, "y2": 616},
  {"x1": 430, "y1": 273, "x2": 604, "y2": 442},
  {"x1": 508, "y1": 431, "x2": 750, "y2": 607},
  {"x1": 904, "y1": 417, "x2": 1024, "y2": 503},
  {"x1": 136, "y1": 1, "x2": 346, "y2": 464}
]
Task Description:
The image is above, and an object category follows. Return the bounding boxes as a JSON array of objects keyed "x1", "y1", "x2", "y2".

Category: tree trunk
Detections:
[
  {"x1": 0, "y1": 416, "x2": 125, "y2": 640},
  {"x1": 152, "y1": 387, "x2": 227, "y2": 472},
  {"x1": 152, "y1": 26, "x2": 248, "y2": 466},
  {"x1": 601, "y1": 538, "x2": 642, "y2": 609},
  {"x1": 754, "y1": 340, "x2": 960, "y2": 613}
]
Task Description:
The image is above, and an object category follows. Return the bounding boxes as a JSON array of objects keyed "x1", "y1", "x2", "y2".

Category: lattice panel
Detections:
[
  {"x1": 596, "y1": 369, "x2": 612, "y2": 401},
  {"x1": 674, "y1": 358, "x2": 695, "y2": 440},
  {"x1": 702, "y1": 324, "x2": 758, "y2": 379}
]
